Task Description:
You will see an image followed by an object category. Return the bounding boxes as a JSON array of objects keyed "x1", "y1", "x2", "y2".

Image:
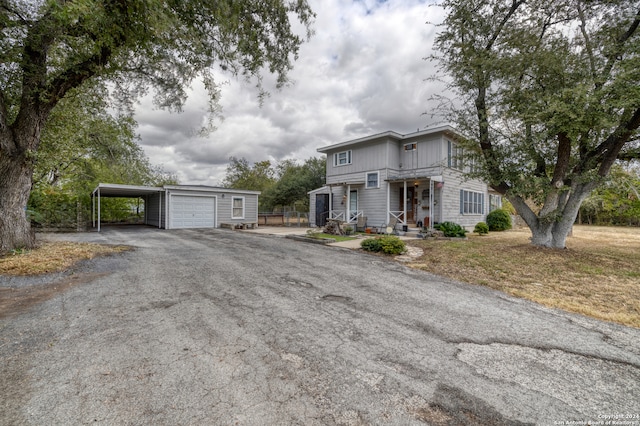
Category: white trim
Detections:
[
  {"x1": 232, "y1": 196, "x2": 245, "y2": 219},
  {"x1": 333, "y1": 150, "x2": 352, "y2": 166},
  {"x1": 365, "y1": 171, "x2": 380, "y2": 189}
]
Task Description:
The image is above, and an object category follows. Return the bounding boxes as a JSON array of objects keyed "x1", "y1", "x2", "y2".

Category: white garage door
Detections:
[{"x1": 170, "y1": 195, "x2": 216, "y2": 229}]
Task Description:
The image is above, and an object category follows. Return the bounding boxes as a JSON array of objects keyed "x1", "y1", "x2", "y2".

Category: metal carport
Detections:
[{"x1": 91, "y1": 183, "x2": 164, "y2": 232}]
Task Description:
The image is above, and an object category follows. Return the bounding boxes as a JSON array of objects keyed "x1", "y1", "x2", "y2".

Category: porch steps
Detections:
[{"x1": 398, "y1": 227, "x2": 423, "y2": 239}]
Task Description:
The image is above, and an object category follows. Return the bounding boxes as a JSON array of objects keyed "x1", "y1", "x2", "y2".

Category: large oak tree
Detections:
[
  {"x1": 0, "y1": 0, "x2": 313, "y2": 253},
  {"x1": 433, "y1": 0, "x2": 640, "y2": 248}
]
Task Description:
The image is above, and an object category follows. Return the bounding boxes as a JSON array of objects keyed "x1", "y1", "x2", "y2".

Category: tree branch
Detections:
[
  {"x1": 46, "y1": 45, "x2": 114, "y2": 107},
  {"x1": 484, "y1": 0, "x2": 526, "y2": 51},
  {"x1": 596, "y1": 107, "x2": 640, "y2": 176},
  {"x1": 617, "y1": 149, "x2": 640, "y2": 161},
  {"x1": 576, "y1": 2, "x2": 597, "y2": 81},
  {"x1": 552, "y1": 131, "x2": 572, "y2": 185},
  {"x1": 597, "y1": 6, "x2": 640, "y2": 90}
]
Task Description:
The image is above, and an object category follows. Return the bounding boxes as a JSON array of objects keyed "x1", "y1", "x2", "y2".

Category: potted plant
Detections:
[{"x1": 344, "y1": 225, "x2": 354, "y2": 235}]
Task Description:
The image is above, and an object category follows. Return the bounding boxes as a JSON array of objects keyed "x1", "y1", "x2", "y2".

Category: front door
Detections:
[
  {"x1": 349, "y1": 190, "x2": 357, "y2": 220},
  {"x1": 399, "y1": 187, "x2": 417, "y2": 223},
  {"x1": 315, "y1": 194, "x2": 329, "y2": 227}
]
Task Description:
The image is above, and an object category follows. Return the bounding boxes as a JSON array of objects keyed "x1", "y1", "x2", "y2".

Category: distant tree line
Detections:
[
  {"x1": 579, "y1": 165, "x2": 640, "y2": 226},
  {"x1": 222, "y1": 156, "x2": 325, "y2": 212}
]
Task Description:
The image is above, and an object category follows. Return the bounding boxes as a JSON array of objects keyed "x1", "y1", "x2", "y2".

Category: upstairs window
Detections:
[
  {"x1": 448, "y1": 141, "x2": 463, "y2": 170},
  {"x1": 366, "y1": 171, "x2": 379, "y2": 189},
  {"x1": 404, "y1": 143, "x2": 417, "y2": 151},
  {"x1": 333, "y1": 150, "x2": 352, "y2": 166}
]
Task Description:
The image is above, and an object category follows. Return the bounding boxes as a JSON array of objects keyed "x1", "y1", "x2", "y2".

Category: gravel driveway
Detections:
[{"x1": 1, "y1": 227, "x2": 639, "y2": 425}]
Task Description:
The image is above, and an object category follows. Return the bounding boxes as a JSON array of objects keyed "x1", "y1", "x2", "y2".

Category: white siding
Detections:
[
  {"x1": 326, "y1": 139, "x2": 393, "y2": 184},
  {"x1": 439, "y1": 170, "x2": 488, "y2": 229},
  {"x1": 317, "y1": 127, "x2": 491, "y2": 231}
]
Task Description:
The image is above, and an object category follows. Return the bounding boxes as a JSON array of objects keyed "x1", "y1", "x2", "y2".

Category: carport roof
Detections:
[
  {"x1": 92, "y1": 183, "x2": 164, "y2": 198},
  {"x1": 92, "y1": 183, "x2": 262, "y2": 198}
]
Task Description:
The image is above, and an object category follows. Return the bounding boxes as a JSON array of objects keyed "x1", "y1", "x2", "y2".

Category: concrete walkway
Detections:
[{"x1": 241, "y1": 226, "x2": 419, "y2": 249}]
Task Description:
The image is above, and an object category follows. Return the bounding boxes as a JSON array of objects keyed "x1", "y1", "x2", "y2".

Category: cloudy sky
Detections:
[{"x1": 134, "y1": 0, "x2": 448, "y2": 185}]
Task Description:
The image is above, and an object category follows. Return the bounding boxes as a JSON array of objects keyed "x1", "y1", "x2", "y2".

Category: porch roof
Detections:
[
  {"x1": 326, "y1": 180, "x2": 365, "y2": 186},
  {"x1": 385, "y1": 175, "x2": 443, "y2": 183}
]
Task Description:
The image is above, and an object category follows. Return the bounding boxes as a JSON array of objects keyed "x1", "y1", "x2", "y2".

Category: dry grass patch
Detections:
[
  {"x1": 407, "y1": 226, "x2": 640, "y2": 328},
  {"x1": 0, "y1": 241, "x2": 130, "y2": 276}
]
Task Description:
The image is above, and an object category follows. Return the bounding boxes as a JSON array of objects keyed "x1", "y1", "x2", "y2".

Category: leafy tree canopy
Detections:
[
  {"x1": 222, "y1": 156, "x2": 277, "y2": 194},
  {"x1": 432, "y1": 0, "x2": 640, "y2": 248},
  {"x1": 262, "y1": 156, "x2": 325, "y2": 210},
  {"x1": 222, "y1": 156, "x2": 325, "y2": 212}
]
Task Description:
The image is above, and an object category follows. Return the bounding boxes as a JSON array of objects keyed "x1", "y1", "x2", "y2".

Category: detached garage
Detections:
[{"x1": 91, "y1": 183, "x2": 260, "y2": 231}]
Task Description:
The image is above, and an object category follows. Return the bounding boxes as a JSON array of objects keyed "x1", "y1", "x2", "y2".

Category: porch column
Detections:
[
  {"x1": 346, "y1": 184, "x2": 351, "y2": 223},
  {"x1": 386, "y1": 181, "x2": 390, "y2": 223},
  {"x1": 159, "y1": 192, "x2": 162, "y2": 229},
  {"x1": 429, "y1": 179, "x2": 434, "y2": 231},
  {"x1": 403, "y1": 180, "x2": 407, "y2": 224},
  {"x1": 329, "y1": 185, "x2": 333, "y2": 217}
]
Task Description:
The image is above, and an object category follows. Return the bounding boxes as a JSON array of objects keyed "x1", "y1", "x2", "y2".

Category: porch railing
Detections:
[
  {"x1": 329, "y1": 210, "x2": 345, "y2": 221},
  {"x1": 329, "y1": 210, "x2": 363, "y2": 224},
  {"x1": 389, "y1": 211, "x2": 405, "y2": 224}
]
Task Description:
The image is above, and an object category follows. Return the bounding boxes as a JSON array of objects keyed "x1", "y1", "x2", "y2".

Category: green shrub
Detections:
[
  {"x1": 486, "y1": 209, "x2": 512, "y2": 231},
  {"x1": 474, "y1": 222, "x2": 489, "y2": 235},
  {"x1": 361, "y1": 237, "x2": 382, "y2": 252},
  {"x1": 360, "y1": 236, "x2": 406, "y2": 255},
  {"x1": 435, "y1": 221, "x2": 467, "y2": 238}
]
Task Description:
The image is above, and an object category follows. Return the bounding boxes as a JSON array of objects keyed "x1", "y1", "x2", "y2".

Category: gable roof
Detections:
[{"x1": 317, "y1": 125, "x2": 461, "y2": 154}]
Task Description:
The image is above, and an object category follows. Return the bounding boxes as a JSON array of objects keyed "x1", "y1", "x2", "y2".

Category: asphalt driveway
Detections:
[{"x1": 1, "y1": 226, "x2": 639, "y2": 425}]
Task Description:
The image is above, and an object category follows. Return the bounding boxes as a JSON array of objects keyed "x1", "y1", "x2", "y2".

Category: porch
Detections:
[{"x1": 322, "y1": 175, "x2": 444, "y2": 230}]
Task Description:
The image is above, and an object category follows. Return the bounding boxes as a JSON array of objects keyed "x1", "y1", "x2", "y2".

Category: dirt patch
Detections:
[{"x1": 0, "y1": 272, "x2": 111, "y2": 319}]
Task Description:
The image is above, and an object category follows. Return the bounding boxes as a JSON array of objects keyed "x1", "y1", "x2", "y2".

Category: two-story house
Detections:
[{"x1": 309, "y1": 126, "x2": 502, "y2": 231}]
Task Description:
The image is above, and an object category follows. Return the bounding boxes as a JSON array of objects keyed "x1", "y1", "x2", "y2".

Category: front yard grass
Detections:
[
  {"x1": 0, "y1": 241, "x2": 130, "y2": 275},
  {"x1": 406, "y1": 225, "x2": 640, "y2": 328},
  {"x1": 311, "y1": 233, "x2": 358, "y2": 242}
]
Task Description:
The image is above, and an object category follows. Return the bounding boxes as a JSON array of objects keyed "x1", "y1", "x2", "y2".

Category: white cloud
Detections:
[{"x1": 135, "y1": 0, "x2": 448, "y2": 185}]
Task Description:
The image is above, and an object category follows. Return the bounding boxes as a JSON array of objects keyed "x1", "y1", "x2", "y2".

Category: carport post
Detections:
[
  {"x1": 159, "y1": 191, "x2": 162, "y2": 229},
  {"x1": 97, "y1": 187, "x2": 101, "y2": 232}
]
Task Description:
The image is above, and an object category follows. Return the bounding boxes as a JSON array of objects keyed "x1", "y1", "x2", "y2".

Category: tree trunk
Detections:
[
  {"x1": 522, "y1": 185, "x2": 593, "y2": 249},
  {"x1": 0, "y1": 150, "x2": 35, "y2": 254}
]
